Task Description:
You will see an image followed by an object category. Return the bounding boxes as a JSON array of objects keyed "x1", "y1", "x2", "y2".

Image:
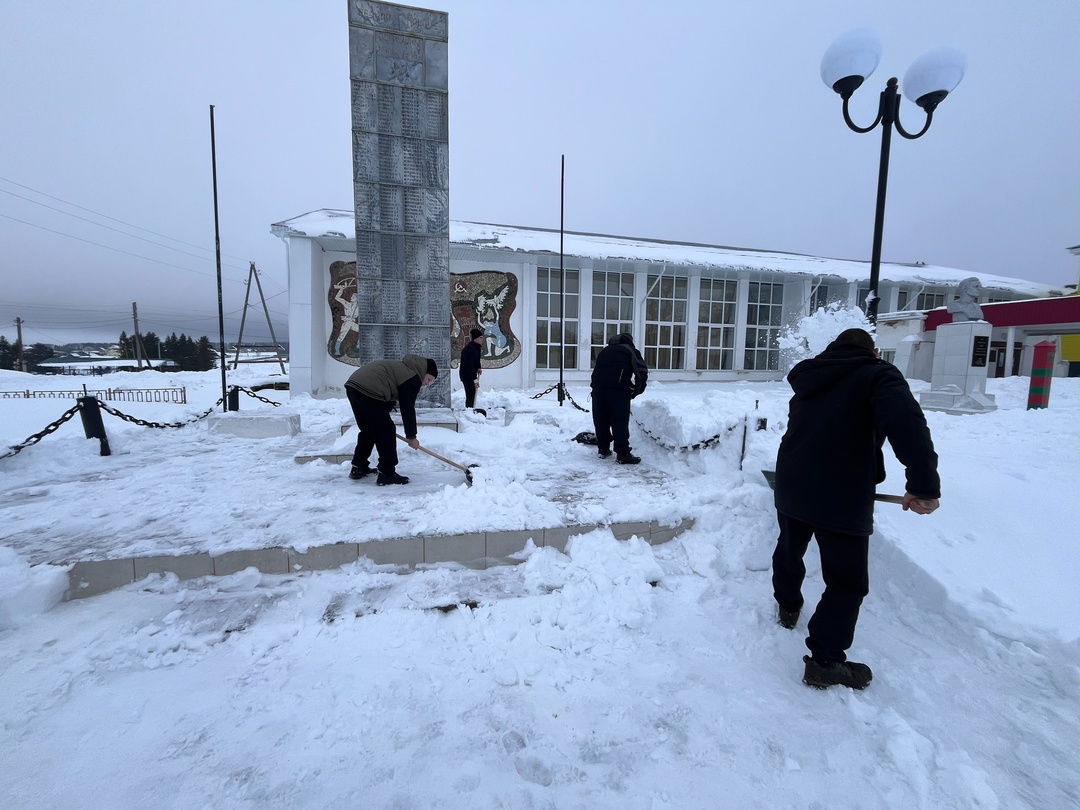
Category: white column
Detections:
[{"x1": 1004, "y1": 326, "x2": 1017, "y2": 377}]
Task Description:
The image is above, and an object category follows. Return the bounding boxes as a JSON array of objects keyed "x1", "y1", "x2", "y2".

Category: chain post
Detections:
[
  {"x1": 77, "y1": 396, "x2": 112, "y2": 456},
  {"x1": 227, "y1": 386, "x2": 240, "y2": 412}
]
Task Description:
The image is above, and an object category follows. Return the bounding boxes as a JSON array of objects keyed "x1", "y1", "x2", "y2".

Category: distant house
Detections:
[
  {"x1": 272, "y1": 209, "x2": 1060, "y2": 396},
  {"x1": 37, "y1": 357, "x2": 178, "y2": 375}
]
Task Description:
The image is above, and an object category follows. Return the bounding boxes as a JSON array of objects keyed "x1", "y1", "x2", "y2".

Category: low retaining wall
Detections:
[{"x1": 63, "y1": 518, "x2": 695, "y2": 601}]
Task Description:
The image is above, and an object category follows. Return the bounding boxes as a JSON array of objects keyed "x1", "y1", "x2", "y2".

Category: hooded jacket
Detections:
[
  {"x1": 591, "y1": 333, "x2": 648, "y2": 398},
  {"x1": 774, "y1": 341, "x2": 940, "y2": 535},
  {"x1": 344, "y1": 353, "x2": 429, "y2": 438}
]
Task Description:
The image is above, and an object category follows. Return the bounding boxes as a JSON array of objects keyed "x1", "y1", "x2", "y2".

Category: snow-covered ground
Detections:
[{"x1": 1, "y1": 365, "x2": 1078, "y2": 808}]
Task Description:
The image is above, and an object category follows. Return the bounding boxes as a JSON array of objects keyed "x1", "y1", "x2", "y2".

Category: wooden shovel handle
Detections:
[{"x1": 395, "y1": 433, "x2": 470, "y2": 473}]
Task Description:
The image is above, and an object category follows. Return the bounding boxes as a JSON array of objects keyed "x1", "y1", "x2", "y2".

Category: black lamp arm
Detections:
[
  {"x1": 895, "y1": 108, "x2": 934, "y2": 140},
  {"x1": 841, "y1": 92, "x2": 884, "y2": 134}
]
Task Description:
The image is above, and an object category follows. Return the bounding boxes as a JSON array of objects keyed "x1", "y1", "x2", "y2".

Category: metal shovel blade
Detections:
[{"x1": 397, "y1": 433, "x2": 476, "y2": 486}]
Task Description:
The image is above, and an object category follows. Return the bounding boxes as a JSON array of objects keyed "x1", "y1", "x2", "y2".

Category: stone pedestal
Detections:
[
  {"x1": 207, "y1": 413, "x2": 302, "y2": 438},
  {"x1": 919, "y1": 321, "x2": 997, "y2": 415}
]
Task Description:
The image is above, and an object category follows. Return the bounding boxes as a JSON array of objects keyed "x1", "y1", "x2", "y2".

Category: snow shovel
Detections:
[
  {"x1": 760, "y1": 470, "x2": 904, "y2": 505},
  {"x1": 396, "y1": 433, "x2": 476, "y2": 486},
  {"x1": 472, "y1": 381, "x2": 488, "y2": 417}
]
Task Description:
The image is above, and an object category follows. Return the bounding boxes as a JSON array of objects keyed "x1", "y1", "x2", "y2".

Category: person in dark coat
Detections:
[
  {"x1": 772, "y1": 328, "x2": 940, "y2": 690},
  {"x1": 458, "y1": 328, "x2": 484, "y2": 410},
  {"x1": 590, "y1": 332, "x2": 648, "y2": 464},
  {"x1": 344, "y1": 354, "x2": 437, "y2": 486}
]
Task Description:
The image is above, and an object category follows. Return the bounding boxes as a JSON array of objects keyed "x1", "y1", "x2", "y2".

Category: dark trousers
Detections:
[
  {"x1": 461, "y1": 377, "x2": 477, "y2": 409},
  {"x1": 771, "y1": 512, "x2": 869, "y2": 663},
  {"x1": 346, "y1": 388, "x2": 398, "y2": 473},
  {"x1": 591, "y1": 388, "x2": 632, "y2": 455}
]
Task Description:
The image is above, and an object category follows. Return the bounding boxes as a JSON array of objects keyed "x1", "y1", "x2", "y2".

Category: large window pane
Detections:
[{"x1": 535, "y1": 267, "x2": 579, "y2": 369}]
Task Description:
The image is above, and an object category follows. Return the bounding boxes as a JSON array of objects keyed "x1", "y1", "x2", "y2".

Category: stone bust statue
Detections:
[{"x1": 946, "y1": 277, "x2": 985, "y2": 322}]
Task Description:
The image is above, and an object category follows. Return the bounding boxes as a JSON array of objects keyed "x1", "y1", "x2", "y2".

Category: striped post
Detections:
[{"x1": 1026, "y1": 341, "x2": 1056, "y2": 409}]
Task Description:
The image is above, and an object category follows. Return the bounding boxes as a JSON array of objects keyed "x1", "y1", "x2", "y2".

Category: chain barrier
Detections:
[
  {"x1": 235, "y1": 386, "x2": 283, "y2": 407},
  {"x1": 2, "y1": 384, "x2": 289, "y2": 460},
  {"x1": 530, "y1": 384, "x2": 559, "y2": 399},
  {"x1": 530, "y1": 383, "x2": 590, "y2": 413},
  {"x1": 634, "y1": 418, "x2": 736, "y2": 452},
  {"x1": 97, "y1": 397, "x2": 224, "y2": 429},
  {"x1": 1, "y1": 402, "x2": 82, "y2": 459}
]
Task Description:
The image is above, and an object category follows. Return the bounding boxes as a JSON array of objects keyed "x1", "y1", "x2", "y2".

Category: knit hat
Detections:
[
  {"x1": 470, "y1": 328, "x2": 484, "y2": 340},
  {"x1": 831, "y1": 328, "x2": 875, "y2": 352},
  {"x1": 425, "y1": 358, "x2": 438, "y2": 378}
]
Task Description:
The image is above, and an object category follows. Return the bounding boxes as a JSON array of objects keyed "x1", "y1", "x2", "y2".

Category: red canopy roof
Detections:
[{"x1": 925, "y1": 296, "x2": 1080, "y2": 333}]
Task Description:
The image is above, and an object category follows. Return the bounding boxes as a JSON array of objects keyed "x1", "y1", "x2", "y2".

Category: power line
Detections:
[
  {"x1": 0, "y1": 174, "x2": 254, "y2": 264},
  {"x1": 0, "y1": 212, "x2": 245, "y2": 281},
  {"x1": 0, "y1": 187, "x2": 250, "y2": 272}
]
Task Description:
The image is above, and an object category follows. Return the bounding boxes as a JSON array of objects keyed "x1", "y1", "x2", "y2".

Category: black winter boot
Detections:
[
  {"x1": 777, "y1": 605, "x2": 800, "y2": 629},
  {"x1": 802, "y1": 655, "x2": 872, "y2": 690},
  {"x1": 616, "y1": 453, "x2": 641, "y2": 465},
  {"x1": 349, "y1": 464, "x2": 374, "y2": 480},
  {"x1": 377, "y1": 470, "x2": 410, "y2": 486}
]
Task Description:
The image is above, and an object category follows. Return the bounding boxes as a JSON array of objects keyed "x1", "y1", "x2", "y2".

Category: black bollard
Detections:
[
  {"x1": 77, "y1": 396, "x2": 112, "y2": 456},
  {"x1": 227, "y1": 386, "x2": 240, "y2": 412}
]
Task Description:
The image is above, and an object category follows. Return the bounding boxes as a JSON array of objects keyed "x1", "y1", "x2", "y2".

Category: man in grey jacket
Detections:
[{"x1": 344, "y1": 354, "x2": 437, "y2": 486}]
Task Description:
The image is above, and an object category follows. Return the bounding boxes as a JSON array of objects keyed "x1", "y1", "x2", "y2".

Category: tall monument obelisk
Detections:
[{"x1": 348, "y1": 0, "x2": 450, "y2": 407}]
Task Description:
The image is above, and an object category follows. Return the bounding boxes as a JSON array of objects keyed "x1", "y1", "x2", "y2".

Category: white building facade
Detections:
[{"x1": 272, "y1": 210, "x2": 1055, "y2": 398}]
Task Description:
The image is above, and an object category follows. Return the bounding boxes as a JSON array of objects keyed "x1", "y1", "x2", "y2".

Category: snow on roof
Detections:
[
  {"x1": 38, "y1": 358, "x2": 175, "y2": 369},
  {"x1": 271, "y1": 208, "x2": 1059, "y2": 296}
]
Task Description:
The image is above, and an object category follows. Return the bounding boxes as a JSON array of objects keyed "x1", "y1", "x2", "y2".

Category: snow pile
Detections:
[
  {"x1": 0, "y1": 547, "x2": 67, "y2": 631},
  {"x1": 1, "y1": 366, "x2": 1079, "y2": 807}
]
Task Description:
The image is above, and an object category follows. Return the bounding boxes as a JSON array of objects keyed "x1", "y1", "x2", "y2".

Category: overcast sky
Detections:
[{"x1": 2, "y1": 0, "x2": 1079, "y2": 345}]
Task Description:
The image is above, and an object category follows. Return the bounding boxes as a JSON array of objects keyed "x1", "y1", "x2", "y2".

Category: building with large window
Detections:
[{"x1": 272, "y1": 210, "x2": 1057, "y2": 397}]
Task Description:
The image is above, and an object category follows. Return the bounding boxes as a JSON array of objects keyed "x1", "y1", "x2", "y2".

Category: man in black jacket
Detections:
[
  {"x1": 590, "y1": 332, "x2": 648, "y2": 464},
  {"x1": 458, "y1": 328, "x2": 483, "y2": 410},
  {"x1": 772, "y1": 328, "x2": 940, "y2": 690}
]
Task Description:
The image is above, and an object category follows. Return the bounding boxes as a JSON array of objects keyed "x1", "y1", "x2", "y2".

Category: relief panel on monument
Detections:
[
  {"x1": 349, "y1": 1, "x2": 447, "y2": 40},
  {"x1": 377, "y1": 134, "x2": 404, "y2": 184},
  {"x1": 355, "y1": 231, "x2": 379, "y2": 278},
  {"x1": 423, "y1": 40, "x2": 448, "y2": 91},
  {"x1": 378, "y1": 186, "x2": 403, "y2": 231},
  {"x1": 424, "y1": 92, "x2": 448, "y2": 140},
  {"x1": 352, "y1": 133, "x2": 380, "y2": 183},
  {"x1": 347, "y1": 27, "x2": 375, "y2": 80},
  {"x1": 423, "y1": 188, "x2": 449, "y2": 233},
  {"x1": 354, "y1": 183, "x2": 381, "y2": 232},
  {"x1": 425, "y1": 140, "x2": 448, "y2": 189},
  {"x1": 349, "y1": 1, "x2": 394, "y2": 30},
  {"x1": 375, "y1": 32, "x2": 424, "y2": 87},
  {"x1": 379, "y1": 234, "x2": 406, "y2": 279},
  {"x1": 403, "y1": 236, "x2": 450, "y2": 282},
  {"x1": 350, "y1": 81, "x2": 378, "y2": 132},
  {"x1": 375, "y1": 84, "x2": 402, "y2": 136},
  {"x1": 403, "y1": 187, "x2": 425, "y2": 234},
  {"x1": 401, "y1": 138, "x2": 425, "y2": 187},
  {"x1": 451, "y1": 272, "x2": 520, "y2": 369}
]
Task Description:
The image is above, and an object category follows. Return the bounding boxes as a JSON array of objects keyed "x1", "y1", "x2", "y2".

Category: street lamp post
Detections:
[{"x1": 821, "y1": 29, "x2": 966, "y2": 324}]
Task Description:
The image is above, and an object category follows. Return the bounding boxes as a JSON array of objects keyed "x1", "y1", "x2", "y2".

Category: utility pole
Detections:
[
  {"x1": 233, "y1": 262, "x2": 286, "y2": 374},
  {"x1": 15, "y1": 316, "x2": 26, "y2": 372},
  {"x1": 209, "y1": 104, "x2": 228, "y2": 411},
  {"x1": 131, "y1": 302, "x2": 143, "y2": 369}
]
